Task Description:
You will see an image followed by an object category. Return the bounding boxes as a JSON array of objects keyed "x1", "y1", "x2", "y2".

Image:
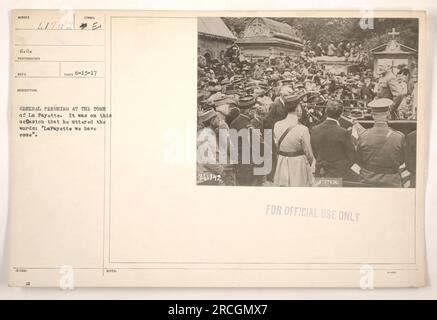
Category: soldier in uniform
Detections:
[
  {"x1": 376, "y1": 63, "x2": 404, "y2": 119},
  {"x1": 230, "y1": 96, "x2": 256, "y2": 186},
  {"x1": 356, "y1": 98, "x2": 406, "y2": 187}
]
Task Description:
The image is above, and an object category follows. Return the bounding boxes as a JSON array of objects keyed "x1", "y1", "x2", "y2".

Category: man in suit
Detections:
[
  {"x1": 314, "y1": 42, "x2": 325, "y2": 56},
  {"x1": 356, "y1": 98, "x2": 406, "y2": 187},
  {"x1": 311, "y1": 100, "x2": 357, "y2": 181},
  {"x1": 263, "y1": 85, "x2": 294, "y2": 130}
]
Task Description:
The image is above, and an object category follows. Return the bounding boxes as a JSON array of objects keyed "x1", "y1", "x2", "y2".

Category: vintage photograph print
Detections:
[{"x1": 197, "y1": 17, "x2": 418, "y2": 188}]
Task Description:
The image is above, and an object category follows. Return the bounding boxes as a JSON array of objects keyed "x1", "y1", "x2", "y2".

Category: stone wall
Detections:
[
  {"x1": 198, "y1": 36, "x2": 233, "y2": 62},
  {"x1": 239, "y1": 44, "x2": 301, "y2": 60},
  {"x1": 314, "y1": 56, "x2": 353, "y2": 75}
]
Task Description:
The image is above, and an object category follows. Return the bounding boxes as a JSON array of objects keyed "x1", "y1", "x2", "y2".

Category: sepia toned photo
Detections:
[
  {"x1": 8, "y1": 10, "x2": 426, "y2": 288},
  {"x1": 197, "y1": 17, "x2": 418, "y2": 188}
]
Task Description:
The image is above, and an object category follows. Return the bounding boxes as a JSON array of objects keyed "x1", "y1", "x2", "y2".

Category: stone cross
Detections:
[{"x1": 388, "y1": 28, "x2": 400, "y2": 39}]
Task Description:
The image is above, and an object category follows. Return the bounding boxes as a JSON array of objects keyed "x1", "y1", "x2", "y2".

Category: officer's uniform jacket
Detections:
[{"x1": 356, "y1": 122, "x2": 406, "y2": 187}]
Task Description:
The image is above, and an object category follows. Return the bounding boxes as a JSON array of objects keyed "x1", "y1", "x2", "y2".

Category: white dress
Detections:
[{"x1": 273, "y1": 115, "x2": 314, "y2": 187}]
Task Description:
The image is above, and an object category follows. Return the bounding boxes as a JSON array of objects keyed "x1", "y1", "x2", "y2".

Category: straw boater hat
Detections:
[{"x1": 284, "y1": 93, "x2": 304, "y2": 103}]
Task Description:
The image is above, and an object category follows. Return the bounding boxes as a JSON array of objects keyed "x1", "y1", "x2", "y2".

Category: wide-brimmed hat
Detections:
[
  {"x1": 198, "y1": 109, "x2": 217, "y2": 123},
  {"x1": 213, "y1": 96, "x2": 236, "y2": 107}
]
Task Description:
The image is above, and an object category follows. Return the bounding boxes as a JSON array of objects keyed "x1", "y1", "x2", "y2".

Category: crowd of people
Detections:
[
  {"x1": 303, "y1": 39, "x2": 369, "y2": 64},
  {"x1": 197, "y1": 43, "x2": 417, "y2": 188}
]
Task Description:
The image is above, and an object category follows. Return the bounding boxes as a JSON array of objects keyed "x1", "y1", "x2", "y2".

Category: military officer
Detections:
[
  {"x1": 376, "y1": 63, "x2": 404, "y2": 119},
  {"x1": 356, "y1": 98, "x2": 406, "y2": 187},
  {"x1": 230, "y1": 96, "x2": 255, "y2": 130},
  {"x1": 230, "y1": 96, "x2": 256, "y2": 186}
]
